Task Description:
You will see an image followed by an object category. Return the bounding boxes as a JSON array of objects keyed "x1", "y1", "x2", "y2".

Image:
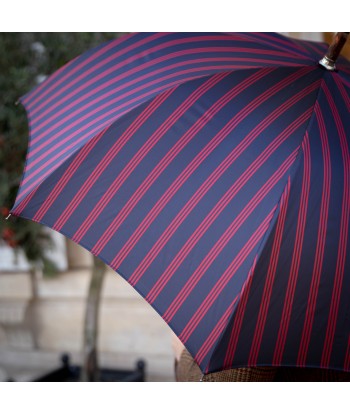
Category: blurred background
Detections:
[{"x1": 0, "y1": 32, "x2": 349, "y2": 382}]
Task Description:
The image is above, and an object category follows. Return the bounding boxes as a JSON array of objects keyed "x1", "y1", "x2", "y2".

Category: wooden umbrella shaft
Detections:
[{"x1": 319, "y1": 32, "x2": 349, "y2": 71}]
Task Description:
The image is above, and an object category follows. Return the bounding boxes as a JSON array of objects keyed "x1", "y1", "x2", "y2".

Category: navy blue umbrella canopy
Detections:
[{"x1": 10, "y1": 32, "x2": 350, "y2": 374}]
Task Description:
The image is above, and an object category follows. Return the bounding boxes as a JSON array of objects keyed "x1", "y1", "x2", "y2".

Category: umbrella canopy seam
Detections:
[{"x1": 200, "y1": 75, "x2": 329, "y2": 372}]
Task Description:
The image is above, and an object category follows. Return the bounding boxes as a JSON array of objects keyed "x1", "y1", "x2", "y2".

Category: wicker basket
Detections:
[
  {"x1": 203, "y1": 366, "x2": 277, "y2": 382},
  {"x1": 175, "y1": 349, "x2": 277, "y2": 382},
  {"x1": 175, "y1": 349, "x2": 350, "y2": 382}
]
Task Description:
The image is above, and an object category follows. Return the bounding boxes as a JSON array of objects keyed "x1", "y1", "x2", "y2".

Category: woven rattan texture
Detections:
[{"x1": 175, "y1": 349, "x2": 350, "y2": 382}]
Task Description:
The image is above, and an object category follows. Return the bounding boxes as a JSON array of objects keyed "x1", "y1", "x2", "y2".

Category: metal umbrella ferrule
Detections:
[{"x1": 319, "y1": 32, "x2": 349, "y2": 71}]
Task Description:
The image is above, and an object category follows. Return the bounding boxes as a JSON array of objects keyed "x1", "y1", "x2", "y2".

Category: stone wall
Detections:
[{"x1": 0, "y1": 242, "x2": 175, "y2": 381}]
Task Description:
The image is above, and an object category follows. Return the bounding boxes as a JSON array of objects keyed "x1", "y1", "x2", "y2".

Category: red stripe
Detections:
[
  {"x1": 19, "y1": 72, "x2": 214, "y2": 200},
  {"x1": 22, "y1": 53, "x2": 81, "y2": 106},
  {"x1": 127, "y1": 122, "x2": 286, "y2": 290},
  {"x1": 29, "y1": 52, "x2": 271, "y2": 141},
  {"x1": 237, "y1": 33, "x2": 311, "y2": 59},
  {"x1": 27, "y1": 35, "x2": 248, "y2": 114},
  {"x1": 223, "y1": 257, "x2": 259, "y2": 368},
  {"x1": 37, "y1": 88, "x2": 172, "y2": 227},
  {"x1": 32, "y1": 128, "x2": 107, "y2": 222},
  {"x1": 24, "y1": 33, "x2": 147, "y2": 107},
  {"x1": 297, "y1": 103, "x2": 331, "y2": 366},
  {"x1": 248, "y1": 177, "x2": 291, "y2": 366},
  {"x1": 29, "y1": 57, "x2": 256, "y2": 144},
  {"x1": 179, "y1": 211, "x2": 275, "y2": 344},
  {"x1": 333, "y1": 74, "x2": 350, "y2": 113},
  {"x1": 195, "y1": 294, "x2": 240, "y2": 365},
  {"x1": 27, "y1": 57, "x2": 300, "y2": 179},
  {"x1": 26, "y1": 63, "x2": 247, "y2": 173},
  {"x1": 273, "y1": 133, "x2": 311, "y2": 366},
  {"x1": 33, "y1": 34, "x2": 279, "y2": 116},
  {"x1": 100, "y1": 76, "x2": 318, "y2": 263},
  {"x1": 338, "y1": 75, "x2": 350, "y2": 90},
  {"x1": 162, "y1": 149, "x2": 299, "y2": 323},
  {"x1": 255, "y1": 33, "x2": 310, "y2": 55},
  {"x1": 93, "y1": 68, "x2": 268, "y2": 255},
  {"x1": 69, "y1": 73, "x2": 228, "y2": 238},
  {"x1": 321, "y1": 83, "x2": 350, "y2": 367},
  {"x1": 126, "y1": 69, "x2": 314, "y2": 287},
  {"x1": 302, "y1": 40, "x2": 327, "y2": 56},
  {"x1": 12, "y1": 189, "x2": 38, "y2": 216},
  {"x1": 27, "y1": 57, "x2": 307, "y2": 175},
  {"x1": 131, "y1": 108, "x2": 311, "y2": 295},
  {"x1": 338, "y1": 65, "x2": 350, "y2": 75},
  {"x1": 20, "y1": 65, "x2": 311, "y2": 197},
  {"x1": 93, "y1": 67, "x2": 287, "y2": 257},
  {"x1": 51, "y1": 87, "x2": 176, "y2": 232},
  {"x1": 30, "y1": 45, "x2": 297, "y2": 132}
]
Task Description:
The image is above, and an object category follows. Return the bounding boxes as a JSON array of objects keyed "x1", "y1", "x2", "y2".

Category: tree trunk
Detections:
[
  {"x1": 26, "y1": 265, "x2": 41, "y2": 349},
  {"x1": 80, "y1": 256, "x2": 106, "y2": 382}
]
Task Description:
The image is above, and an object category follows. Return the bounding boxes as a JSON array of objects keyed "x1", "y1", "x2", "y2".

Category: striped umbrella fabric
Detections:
[{"x1": 11, "y1": 33, "x2": 350, "y2": 375}]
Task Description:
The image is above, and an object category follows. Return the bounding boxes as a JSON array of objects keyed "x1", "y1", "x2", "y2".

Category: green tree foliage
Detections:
[{"x1": 0, "y1": 33, "x2": 122, "y2": 272}]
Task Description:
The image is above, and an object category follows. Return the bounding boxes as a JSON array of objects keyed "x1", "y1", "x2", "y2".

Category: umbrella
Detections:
[{"x1": 9, "y1": 32, "x2": 350, "y2": 375}]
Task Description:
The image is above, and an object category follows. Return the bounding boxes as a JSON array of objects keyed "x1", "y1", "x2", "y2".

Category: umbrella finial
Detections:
[{"x1": 319, "y1": 32, "x2": 349, "y2": 71}]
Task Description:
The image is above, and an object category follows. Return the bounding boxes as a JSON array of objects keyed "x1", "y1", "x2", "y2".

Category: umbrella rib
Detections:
[
  {"x1": 204, "y1": 75, "x2": 330, "y2": 370},
  {"x1": 205, "y1": 177, "x2": 292, "y2": 371},
  {"x1": 27, "y1": 63, "x2": 308, "y2": 164},
  {"x1": 15, "y1": 67, "x2": 280, "y2": 205},
  {"x1": 234, "y1": 32, "x2": 313, "y2": 60},
  {"x1": 12, "y1": 83, "x2": 184, "y2": 214}
]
